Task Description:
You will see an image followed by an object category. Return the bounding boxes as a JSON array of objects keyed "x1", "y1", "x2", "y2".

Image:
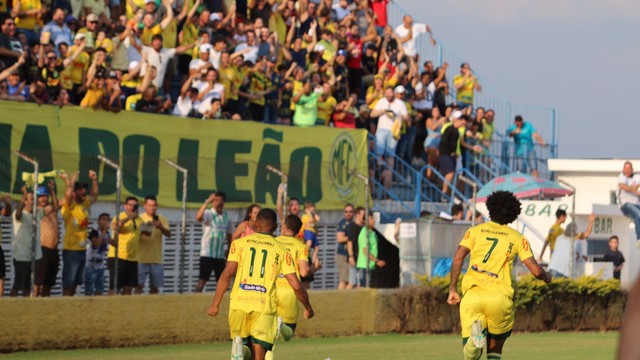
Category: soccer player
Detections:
[
  {"x1": 207, "y1": 209, "x2": 314, "y2": 360},
  {"x1": 447, "y1": 191, "x2": 551, "y2": 360},
  {"x1": 275, "y1": 215, "x2": 312, "y2": 338}
]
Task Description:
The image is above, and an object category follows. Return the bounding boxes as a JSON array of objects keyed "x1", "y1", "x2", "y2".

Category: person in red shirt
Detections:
[{"x1": 332, "y1": 97, "x2": 356, "y2": 128}]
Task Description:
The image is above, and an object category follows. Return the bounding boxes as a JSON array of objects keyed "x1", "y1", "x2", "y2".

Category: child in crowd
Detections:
[
  {"x1": 300, "y1": 202, "x2": 321, "y2": 283},
  {"x1": 84, "y1": 213, "x2": 111, "y2": 296}
]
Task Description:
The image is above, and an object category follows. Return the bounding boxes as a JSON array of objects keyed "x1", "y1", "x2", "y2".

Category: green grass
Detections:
[{"x1": 2, "y1": 332, "x2": 618, "y2": 360}]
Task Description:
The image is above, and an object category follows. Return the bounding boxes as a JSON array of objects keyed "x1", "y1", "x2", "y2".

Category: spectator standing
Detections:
[
  {"x1": 603, "y1": 235, "x2": 625, "y2": 280},
  {"x1": 346, "y1": 206, "x2": 365, "y2": 287},
  {"x1": 10, "y1": 186, "x2": 45, "y2": 297},
  {"x1": 453, "y1": 62, "x2": 481, "y2": 111},
  {"x1": 34, "y1": 181, "x2": 59, "y2": 297},
  {"x1": 539, "y1": 209, "x2": 567, "y2": 262},
  {"x1": 108, "y1": 196, "x2": 144, "y2": 295},
  {"x1": 394, "y1": 15, "x2": 434, "y2": 59},
  {"x1": 136, "y1": 195, "x2": 170, "y2": 294},
  {"x1": 356, "y1": 212, "x2": 386, "y2": 287},
  {"x1": 481, "y1": 109, "x2": 495, "y2": 148},
  {"x1": 300, "y1": 202, "x2": 321, "y2": 289},
  {"x1": 292, "y1": 80, "x2": 321, "y2": 127},
  {"x1": 439, "y1": 110, "x2": 465, "y2": 197},
  {"x1": 11, "y1": 0, "x2": 45, "y2": 44},
  {"x1": 370, "y1": 87, "x2": 408, "y2": 171},
  {"x1": 507, "y1": 115, "x2": 546, "y2": 173},
  {"x1": 141, "y1": 34, "x2": 194, "y2": 92},
  {"x1": 0, "y1": 15, "x2": 25, "y2": 68},
  {"x1": 195, "y1": 191, "x2": 231, "y2": 292},
  {"x1": 232, "y1": 204, "x2": 261, "y2": 241},
  {"x1": 336, "y1": 204, "x2": 354, "y2": 289},
  {"x1": 618, "y1": 161, "x2": 640, "y2": 244},
  {"x1": 60, "y1": 170, "x2": 98, "y2": 296},
  {"x1": 84, "y1": 213, "x2": 111, "y2": 296},
  {"x1": 42, "y1": 8, "x2": 73, "y2": 52},
  {"x1": 571, "y1": 214, "x2": 595, "y2": 276}
]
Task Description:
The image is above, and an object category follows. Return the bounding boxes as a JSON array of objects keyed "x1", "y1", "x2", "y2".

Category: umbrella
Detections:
[{"x1": 476, "y1": 172, "x2": 573, "y2": 202}]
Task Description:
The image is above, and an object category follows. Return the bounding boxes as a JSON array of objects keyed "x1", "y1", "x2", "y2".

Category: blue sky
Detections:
[{"x1": 394, "y1": 0, "x2": 640, "y2": 159}]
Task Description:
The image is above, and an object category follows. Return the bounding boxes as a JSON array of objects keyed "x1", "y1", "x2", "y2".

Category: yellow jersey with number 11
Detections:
[
  {"x1": 228, "y1": 233, "x2": 296, "y2": 315},
  {"x1": 459, "y1": 221, "x2": 533, "y2": 298}
]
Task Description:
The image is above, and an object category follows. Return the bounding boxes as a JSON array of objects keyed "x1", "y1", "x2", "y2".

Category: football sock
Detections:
[
  {"x1": 242, "y1": 345, "x2": 252, "y2": 360},
  {"x1": 463, "y1": 339, "x2": 482, "y2": 360},
  {"x1": 265, "y1": 350, "x2": 274, "y2": 360},
  {"x1": 280, "y1": 323, "x2": 294, "y2": 341},
  {"x1": 487, "y1": 353, "x2": 502, "y2": 359}
]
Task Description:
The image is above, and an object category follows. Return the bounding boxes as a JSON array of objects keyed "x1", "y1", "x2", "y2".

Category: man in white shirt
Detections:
[
  {"x1": 370, "y1": 87, "x2": 408, "y2": 169},
  {"x1": 619, "y1": 161, "x2": 640, "y2": 242},
  {"x1": 394, "y1": 15, "x2": 434, "y2": 58},
  {"x1": 189, "y1": 43, "x2": 213, "y2": 76},
  {"x1": 194, "y1": 68, "x2": 225, "y2": 115},
  {"x1": 141, "y1": 34, "x2": 194, "y2": 91},
  {"x1": 233, "y1": 31, "x2": 259, "y2": 64}
]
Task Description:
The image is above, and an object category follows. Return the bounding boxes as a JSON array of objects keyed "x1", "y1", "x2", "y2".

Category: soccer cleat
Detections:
[
  {"x1": 231, "y1": 336, "x2": 244, "y2": 360},
  {"x1": 277, "y1": 316, "x2": 294, "y2": 341},
  {"x1": 470, "y1": 320, "x2": 486, "y2": 349}
]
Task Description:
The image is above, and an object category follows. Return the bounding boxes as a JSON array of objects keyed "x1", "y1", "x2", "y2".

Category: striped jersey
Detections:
[{"x1": 199, "y1": 208, "x2": 231, "y2": 258}]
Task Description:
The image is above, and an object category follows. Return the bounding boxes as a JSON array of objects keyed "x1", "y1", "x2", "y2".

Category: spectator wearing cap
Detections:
[
  {"x1": 65, "y1": 32, "x2": 91, "y2": 104},
  {"x1": 393, "y1": 84, "x2": 416, "y2": 164},
  {"x1": 365, "y1": 73, "x2": 384, "y2": 106},
  {"x1": 0, "y1": 15, "x2": 25, "y2": 69},
  {"x1": 103, "y1": 70, "x2": 122, "y2": 112},
  {"x1": 80, "y1": 48, "x2": 109, "y2": 109},
  {"x1": 438, "y1": 110, "x2": 465, "y2": 197},
  {"x1": 356, "y1": 103, "x2": 371, "y2": 130},
  {"x1": 318, "y1": 29, "x2": 337, "y2": 62},
  {"x1": 120, "y1": 56, "x2": 145, "y2": 99},
  {"x1": 370, "y1": 86, "x2": 408, "y2": 170},
  {"x1": 333, "y1": 49, "x2": 349, "y2": 101},
  {"x1": 77, "y1": 13, "x2": 100, "y2": 41},
  {"x1": 11, "y1": 0, "x2": 45, "y2": 44},
  {"x1": 189, "y1": 43, "x2": 213, "y2": 76},
  {"x1": 60, "y1": 170, "x2": 99, "y2": 296},
  {"x1": 34, "y1": 181, "x2": 60, "y2": 297},
  {"x1": 139, "y1": 0, "x2": 173, "y2": 46},
  {"x1": 84, "y1": 218, "x2": 109, "y2": 296},
  {"x1": 141, "y1": 33, "x2": 194, "y2": 91},
  {"x1": 42, "y1": 7, "x2": 73, "y2": 53},
  {"x1": 173, "y1": 71, "x2": 200, "y2": 117}
]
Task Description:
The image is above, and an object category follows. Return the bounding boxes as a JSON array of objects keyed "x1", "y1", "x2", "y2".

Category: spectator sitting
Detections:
[{"x1": 618, "y1": 161, "x2": 640, "y2": 244}]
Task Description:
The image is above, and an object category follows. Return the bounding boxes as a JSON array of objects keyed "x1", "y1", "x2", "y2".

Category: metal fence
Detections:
[{"x1": 0, "y1": 214, "x2": 341, "y2": 296}]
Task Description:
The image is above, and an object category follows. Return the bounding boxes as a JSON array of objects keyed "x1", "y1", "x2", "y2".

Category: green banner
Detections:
[{"x1": 1, "y1": 101, "x2": 369, "y2": 209}]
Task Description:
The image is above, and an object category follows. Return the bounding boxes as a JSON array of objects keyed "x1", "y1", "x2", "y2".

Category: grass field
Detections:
[{"x1": 3, "y1": 332, "x2": 617, "y2": 360}]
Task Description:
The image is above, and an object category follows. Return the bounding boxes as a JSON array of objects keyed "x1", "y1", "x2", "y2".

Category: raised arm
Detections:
[
  {"x1": 0, "y1": 194, "x2": 11, "y2": 217},
  {"x1": 62, "y1": 40, "x2": 86, "y2": 68},
  {"x1": 580, "y1": 213, "x2": 596, "y2": 239},
  {"x1": 159, "y1": 0, "x2": 174, "y2": 29},
  {"x1": 0, "y1": 56, "x2": 25, "y2": 82},
  {"x1": 88, "y1": 169, "x2": 98, "y2": 203},
  {"x1": 195, "y1": 194, "x2": 215, "y2": 222}
]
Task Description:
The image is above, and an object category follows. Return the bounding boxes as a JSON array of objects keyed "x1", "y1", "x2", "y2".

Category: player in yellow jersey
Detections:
[
  {"x1": 538, "y1": 209, "x2": 567, "y2": 262},
  {"x1": 448, "y1": 191, "x2": 551, "y2": 360},
  {"x1": 208, "y1": 209, "x2": 314, "y2": 360},
  {"x1": 264, "y1": 215, "x2": 312, "y2": 360}
]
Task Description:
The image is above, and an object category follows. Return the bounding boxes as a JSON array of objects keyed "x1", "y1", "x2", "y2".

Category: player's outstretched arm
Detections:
[
  {"x1": 207, "y1": 261, "x2": 238, "y2": 317},
  {"x1": 447, "y1": 246, "x2": 470, "y2": 305},
  {"x1": 522, "y1": 258, "x2": 551, "y2": 283},
  {"x1": 284, "y1": 273, "x2": 314, "y2": 319}
]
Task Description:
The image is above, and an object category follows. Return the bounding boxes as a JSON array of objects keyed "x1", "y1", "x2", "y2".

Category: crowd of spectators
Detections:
[{"x1": 0, "y1": 0, "x2": 514, "y2": 192}]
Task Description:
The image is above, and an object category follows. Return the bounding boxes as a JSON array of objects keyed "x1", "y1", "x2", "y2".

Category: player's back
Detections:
[
  {"x1": 228, "y1": 233, "x2": 296, "y2": 314},
  {"x1": 460, "y1": 221, "x2": 533, "y2": 298},
  {"x1": 275, "y1": 235, "x2": 309, "y2": 288}
]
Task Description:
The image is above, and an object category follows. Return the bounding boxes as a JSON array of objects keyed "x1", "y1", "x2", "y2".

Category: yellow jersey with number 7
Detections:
[
  {"x1": 459, "y1": 221, "x2": 533, "y2": 298},
  {"x1": 228, "y1": 233, "x2": 297, "y2": 314}
]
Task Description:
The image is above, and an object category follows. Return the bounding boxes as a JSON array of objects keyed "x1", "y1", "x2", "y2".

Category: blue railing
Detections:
[{"x1": 387, "y1": 1, "x2": 559, "y2": 166}]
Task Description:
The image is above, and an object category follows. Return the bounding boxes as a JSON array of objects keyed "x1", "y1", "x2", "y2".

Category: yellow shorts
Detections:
[
  {"x1": 459, "y1": 286, "x2": 514, "y2": 339},
  {"x1": 228, "y1": 310, "x2": 277, "y2": 351},
  {"x1": 276, "y1": 286, "x2": 299, "y2": 324}
]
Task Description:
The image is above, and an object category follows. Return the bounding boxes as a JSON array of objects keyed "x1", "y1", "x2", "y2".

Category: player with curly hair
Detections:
[{"x1": 447, "y1": 191, "x2": 551, "y2": 360}]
